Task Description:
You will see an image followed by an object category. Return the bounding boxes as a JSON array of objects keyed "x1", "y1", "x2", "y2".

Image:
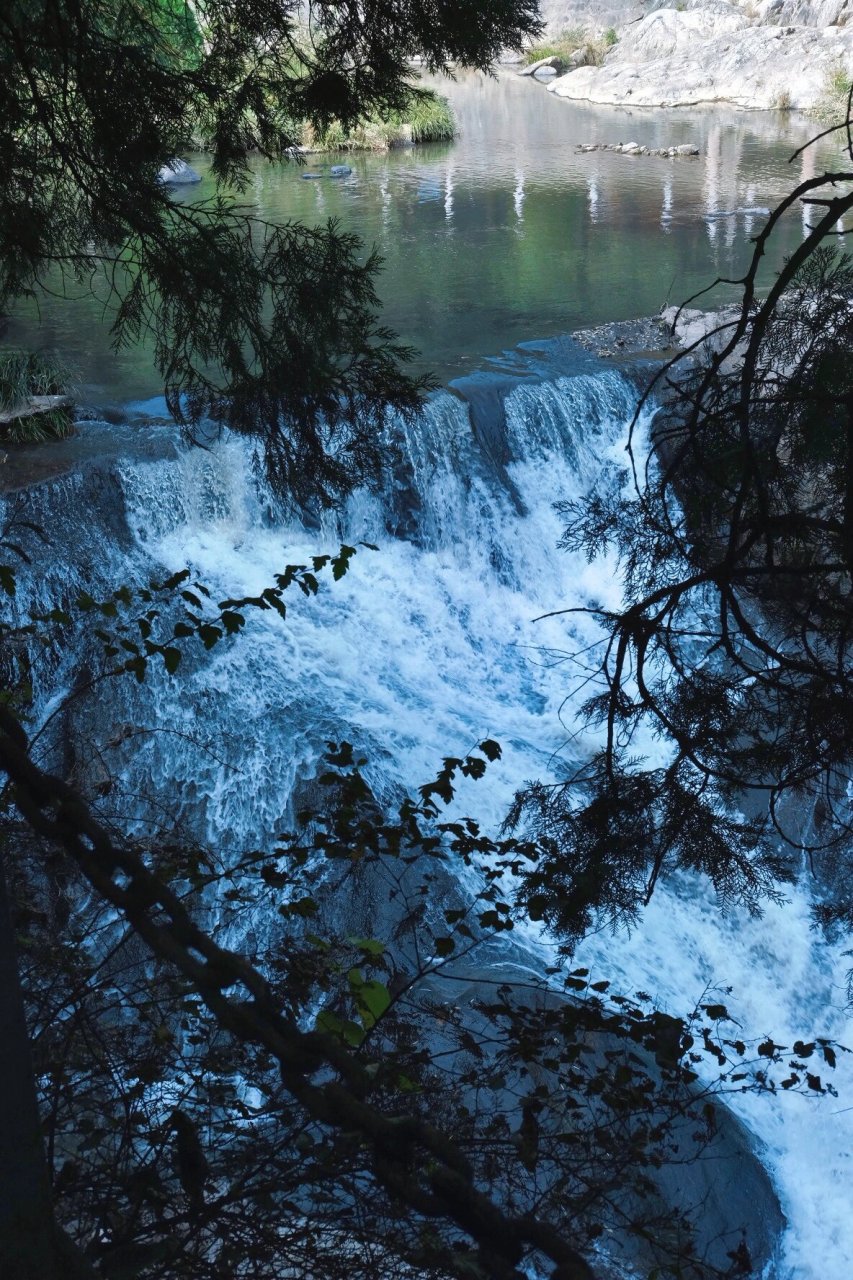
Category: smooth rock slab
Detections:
[{"x1": 517, "y1": 53, "x2": 565, "y2": 76}]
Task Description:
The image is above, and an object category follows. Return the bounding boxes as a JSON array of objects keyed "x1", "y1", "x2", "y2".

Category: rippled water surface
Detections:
[{"x1": 5, "y1": 70, "x2": 845, "y2": 402}]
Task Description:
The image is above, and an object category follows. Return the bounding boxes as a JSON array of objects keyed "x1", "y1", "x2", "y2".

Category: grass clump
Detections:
[
  {"x1": 811, "y1": 63, "x2": 853, "y2": 122},
  {"x1": 303, "y1": 90, "x2": 455, "y2": 152},
  {"x1": 0, "y1": 349, "x2": 75, "y2": 443},
  {"x1": 523, "y1": 26, "x2": 617, "y2": 68},
  {"x1": 522, "y1": 27, "x2": 585, "y2": 64}
]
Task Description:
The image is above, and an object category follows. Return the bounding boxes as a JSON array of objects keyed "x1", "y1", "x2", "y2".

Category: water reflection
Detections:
[
  {"x1": 513, "y1": 169, "x2": 525, "y2": 224},
  {"x1": 587, "y1": 176, "x2": 599, "y2": 223},
  {"x1": 661, "y1": 176, "x2": 672, "y2": 231},
  {"x1": 6, "y1": 69, "x2": 847, "y2": 402}
]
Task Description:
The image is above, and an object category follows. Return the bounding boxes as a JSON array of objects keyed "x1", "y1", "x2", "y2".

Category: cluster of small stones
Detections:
[{"x1": 576, "y1": 141, "x2": 700, "y2": 157}]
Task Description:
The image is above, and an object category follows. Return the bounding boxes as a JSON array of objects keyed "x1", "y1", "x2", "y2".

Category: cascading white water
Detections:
[{"x1": 8, "y1": 344, "x2": 853, "y2": 1277}]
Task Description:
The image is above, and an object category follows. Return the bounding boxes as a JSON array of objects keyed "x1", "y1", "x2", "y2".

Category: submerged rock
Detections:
[
  {"x1": 575, "y1": 141, "x2": 700, "y2": 157},
  {"x1": 329, "y1": 164, "x2": 353, "y2": 177}
]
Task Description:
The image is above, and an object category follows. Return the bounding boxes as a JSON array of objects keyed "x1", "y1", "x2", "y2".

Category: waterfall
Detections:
[{"x1": 4, "y1": 335, "x2": 852, "y2": 1278}]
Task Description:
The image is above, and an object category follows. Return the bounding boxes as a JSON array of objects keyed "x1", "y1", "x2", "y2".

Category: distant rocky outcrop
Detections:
[
  {"x1": 534, "y1": 0, "x2": 853, "y2": 110},
  {"x1": 539, "y1": 0, "x2": 851, "y2": 32}
]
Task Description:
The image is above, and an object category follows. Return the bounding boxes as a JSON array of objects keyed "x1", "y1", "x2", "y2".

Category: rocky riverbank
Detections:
[{"x1": 531, "y1": 0, "x2": 853, "y2": 110}]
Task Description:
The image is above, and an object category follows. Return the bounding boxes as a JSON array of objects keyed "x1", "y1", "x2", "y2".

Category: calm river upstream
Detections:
[{"x1": 5, "y1": 69, "x2": 844, "y2": 404}]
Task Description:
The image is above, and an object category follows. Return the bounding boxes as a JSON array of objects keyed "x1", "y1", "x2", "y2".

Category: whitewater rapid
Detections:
[{"x1": 10, "y1": 341, "x2": 853, "y2": 1277}]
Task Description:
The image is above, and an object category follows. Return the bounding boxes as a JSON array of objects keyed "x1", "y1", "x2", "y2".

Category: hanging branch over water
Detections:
[
  {"x1": 511, "y1": 118, "x2": 853, "y2": 941},
  {"x1": 0, "y1": 703, "x2": 598, "y2": 1280}
]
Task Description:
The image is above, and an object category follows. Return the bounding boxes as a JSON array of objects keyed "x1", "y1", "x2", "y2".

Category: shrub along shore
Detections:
[{"x1": 299, "y1": 89, "x2": 455, "y2": 152}]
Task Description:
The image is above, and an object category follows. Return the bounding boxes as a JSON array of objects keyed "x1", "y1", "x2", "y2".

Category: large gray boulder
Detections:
[{"x1": 158, "y1": 158, "x2": 202, "y2": 185}]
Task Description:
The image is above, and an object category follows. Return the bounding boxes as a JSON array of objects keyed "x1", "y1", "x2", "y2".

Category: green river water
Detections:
[{"x1": 4, "y1": 68, "x2": 847, "y2": 406}]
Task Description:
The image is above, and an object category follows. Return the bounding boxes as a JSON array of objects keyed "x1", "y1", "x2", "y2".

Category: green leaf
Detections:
[
  {"x1": 160, "y1": 569, "x2": 191, "y2": 590},
  {"x1": 198, "y1": 624, "x2": 223, "y2": 649},
  {"x1": 162, "y1": 647, "x2": 181, "y2": 674},
  {"x1": 331, "y1": 545, "x2": 356, "y2": 580},
  {"x1": 347, "y1": 937, "x2": 385, "y2": 956},
  {"x1": 315, "y1": 1009, "x2": 364, "y2": 1047},
  {"x1": 479, "y1": 738, "x2": 501, "y2": 762},
  {"x1": 356, "y1": 979, "x2": 391, "y2": 1026},
  {"x1": 220, "y1": 610, "x2": 245, "y2": 635}
]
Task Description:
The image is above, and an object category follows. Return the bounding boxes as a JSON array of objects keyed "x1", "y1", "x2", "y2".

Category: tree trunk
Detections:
[{"x1": 0, "y1": 842, "x2": 62, "y2": 1280}]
